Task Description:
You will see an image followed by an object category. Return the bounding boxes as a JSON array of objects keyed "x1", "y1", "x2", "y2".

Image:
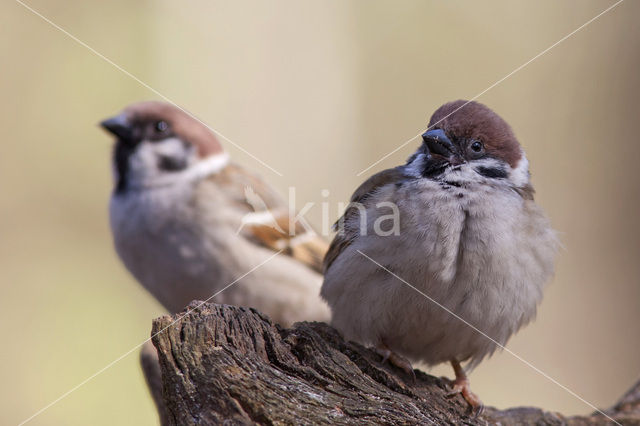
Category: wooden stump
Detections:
[{"x1": 141, "y1": 302, "x2": 640, "y2": 425}]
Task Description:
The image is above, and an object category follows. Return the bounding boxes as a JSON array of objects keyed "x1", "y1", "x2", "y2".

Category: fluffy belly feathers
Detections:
[{"x1": 322, "y1": 181, "x2": 557, "y2": 367}]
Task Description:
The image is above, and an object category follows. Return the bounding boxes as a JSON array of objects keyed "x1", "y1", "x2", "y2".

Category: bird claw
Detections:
[
  {"x1": 375, "y1": 345, "x2": 416, "y2": 382},
  {"x1": 445, "y1": 377, "x2": 484, "y2": 417},
  {"x1": 438, "y1": 375, "x2": 455, "y2": 388}
]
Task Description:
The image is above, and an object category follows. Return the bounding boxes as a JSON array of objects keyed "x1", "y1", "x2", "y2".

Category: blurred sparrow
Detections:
[
  {"x1": 101, "y1": 101, "x2": 329, "y2": 326},
  {"x1": 321, "y1": 100, "x2": 558, "y2": 411}
]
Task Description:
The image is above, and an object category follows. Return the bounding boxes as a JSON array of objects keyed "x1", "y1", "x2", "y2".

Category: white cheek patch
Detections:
[
  {"x1": 128, "y1": 142, "x2": 162, "y2": 178},
  {"x1": 402, "y1": 150, "x2": 530, "y2": 188},
  {"x1": 126, "y1": 138, "x2": 229, "y2": 190},
  {"x1": 131, "y1": 138, "x2": 192, "y2": 175},
  {"x1": 444, "y1": 157, "x2": 505, "y2": 182},
  {"x1": 146, "y1": 151, "x2": 229, "y2": 188},
  {"x1": 185, "y1": 152, "x2": 230, "y2": 180},
  {"x1": 153, "y1": 137, "x2": 189, "y2": 158},
  {"x1": 509, "y1": 152, "x2": 530, "y2": 188}
]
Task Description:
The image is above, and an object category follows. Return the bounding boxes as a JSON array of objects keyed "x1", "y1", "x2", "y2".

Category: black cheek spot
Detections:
[
  {"x1": 476, "y1": 166, "x2": 508, "y2": 179},
  {"x1": 457, "y1": 193, "x2": 464, "y2": 198},
  {"x1": 158, "y1": 155, "x2": 188, "y2": 172}
]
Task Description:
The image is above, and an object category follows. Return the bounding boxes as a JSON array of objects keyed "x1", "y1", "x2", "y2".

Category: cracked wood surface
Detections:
[{"x1": 144, "y1": 302, "x2": 640, "y2": 425}]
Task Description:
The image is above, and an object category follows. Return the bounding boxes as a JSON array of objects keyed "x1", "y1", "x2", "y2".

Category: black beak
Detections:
[
  {"x1": 100, "y1": 113, "x2": 133, "y2": 141},
  {"x1": 421, "y1": 129, "x2": 455, "y2": 157}
]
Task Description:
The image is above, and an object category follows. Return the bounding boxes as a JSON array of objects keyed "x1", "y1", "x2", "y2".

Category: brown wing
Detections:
[
  {"x1": 212, "y1": 162, "x2": 328, "y2": 274},
  {"x1": 247, "y1": 210, "x2": 328, "y2": 273},
  {"x1": 323, "y1": 167, "x2": 407, "y2": 272}
]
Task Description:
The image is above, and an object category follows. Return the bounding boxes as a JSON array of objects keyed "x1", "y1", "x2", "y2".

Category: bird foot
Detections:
[
  {"x1": 445, "y1": 376, "x2": 484, "y2": 417},
  {"x1": 375, "y1": 345, "x2": 416, "y2": 382}
]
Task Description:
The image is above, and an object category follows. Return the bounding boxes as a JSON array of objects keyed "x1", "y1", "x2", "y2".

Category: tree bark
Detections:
[{"x1": 144, "y1": 302, "x2": 640, "y2": 425}]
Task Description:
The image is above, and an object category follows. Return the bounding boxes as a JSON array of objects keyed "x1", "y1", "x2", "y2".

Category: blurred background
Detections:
[{"x1": 1, "y1": 0, "x2": 639, "y2": 424}]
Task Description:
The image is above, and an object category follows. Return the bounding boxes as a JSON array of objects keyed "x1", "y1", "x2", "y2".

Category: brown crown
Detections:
[
  {"x1": 428, "y1": 100, "x2": 521, "y2": 168},
  {"x1": 123, "y1": 101, "x2": 224, "y2": 158}
]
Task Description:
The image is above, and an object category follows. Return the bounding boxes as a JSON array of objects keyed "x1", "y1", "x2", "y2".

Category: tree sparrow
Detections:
[
  {"x1": 321, "y1": 100, "x2": 558, "y2": 411},
  {"x1": 101, "y1": 101, "x2": 330, "y2": 326}
]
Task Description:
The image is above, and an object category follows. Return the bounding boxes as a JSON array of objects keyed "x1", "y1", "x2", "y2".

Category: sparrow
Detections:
[
  {"x1": 321, "y1": 100, "x2": 558, "y2": 412},
  {"x1": 100, "y1": 101, "x2": 330, "y2": 326}
]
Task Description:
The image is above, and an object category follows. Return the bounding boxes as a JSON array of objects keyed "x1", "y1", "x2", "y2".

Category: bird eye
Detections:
[
  {"x1": 470, "y1": 141, "x2": 484, "y2": 153},
  {"x1": 154, "y1": 120, "x2": 169, "y2": 133}
]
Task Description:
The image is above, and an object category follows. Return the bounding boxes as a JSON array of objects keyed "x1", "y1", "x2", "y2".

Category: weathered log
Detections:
[{"x1": 144, "y1": 302, "x2": 640, "y2": 425}]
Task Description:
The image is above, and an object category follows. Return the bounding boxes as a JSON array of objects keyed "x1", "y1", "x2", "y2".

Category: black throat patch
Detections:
[
  {"x1": 475, "y1": 166, "x2": 508, "y2": 179},
  {"x1": 113, "y1": 140, "x2": 136, "y2": 194}
]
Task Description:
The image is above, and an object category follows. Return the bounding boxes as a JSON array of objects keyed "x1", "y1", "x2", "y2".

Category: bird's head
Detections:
[
  {"x1": 410, "y1": 100, "x2": 529, "y2": 189},
  {"x1": 100, "y1": 101, "x2": 226, "y2": 194}
]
